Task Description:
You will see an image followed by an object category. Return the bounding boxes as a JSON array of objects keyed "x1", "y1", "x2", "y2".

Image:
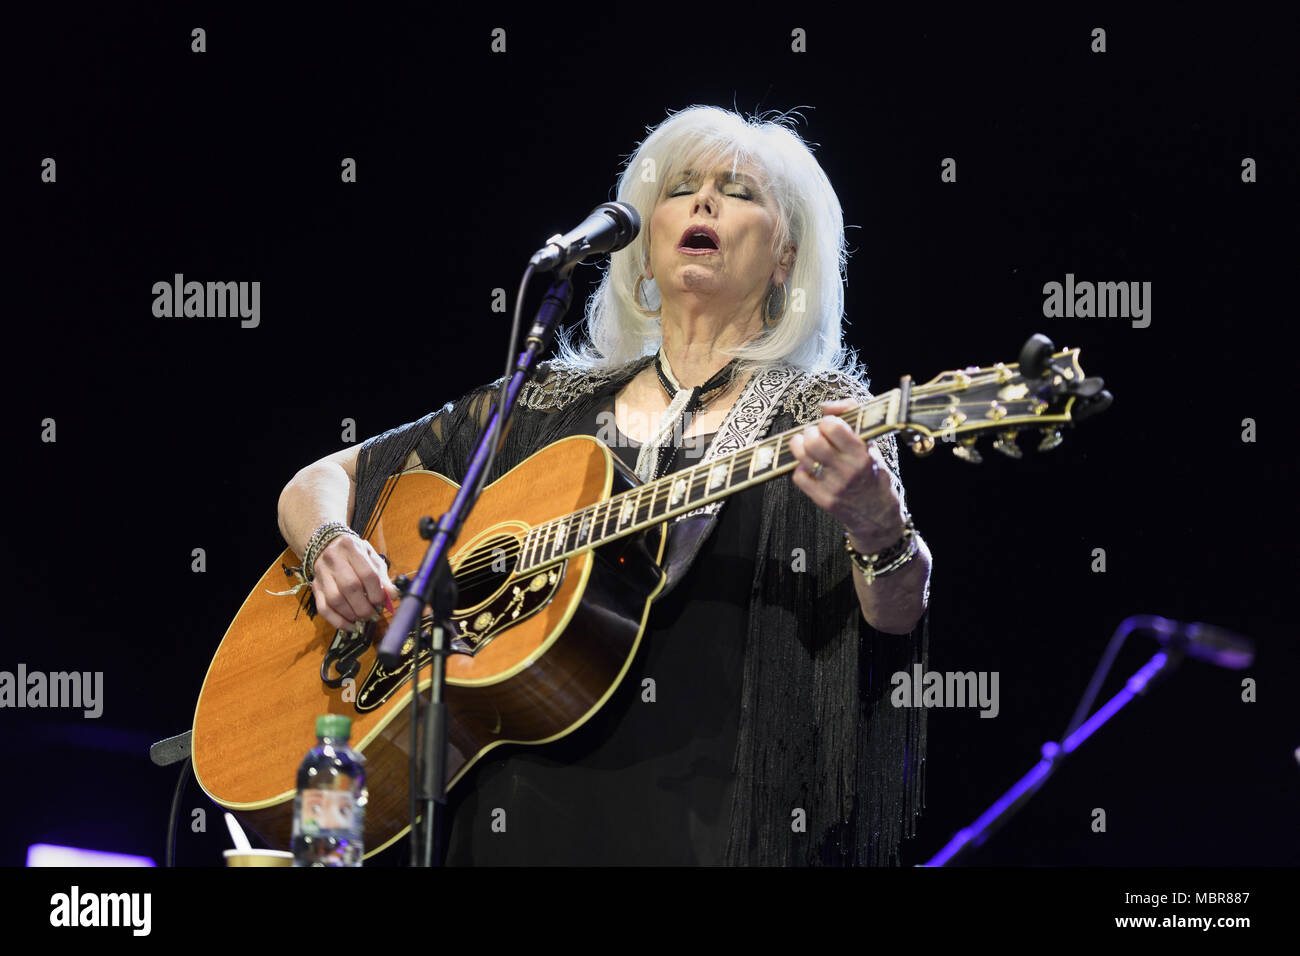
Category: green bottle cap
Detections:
[{"x1": 315, "y1": 714, "x2": 352, "y2": 740}]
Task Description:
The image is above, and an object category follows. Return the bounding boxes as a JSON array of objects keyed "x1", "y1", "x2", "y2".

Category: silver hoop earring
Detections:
[{"x1": 763, "y1": 282, "x2": 789, "y2": 328}]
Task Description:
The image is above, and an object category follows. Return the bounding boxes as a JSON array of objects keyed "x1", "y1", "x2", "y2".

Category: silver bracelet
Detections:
[
  {"x1": 303, "y1": 521, "x2": 359, "y2": 581},
  {"x1": 844, "y1": 518, "x2": 918, "y2": 585}
]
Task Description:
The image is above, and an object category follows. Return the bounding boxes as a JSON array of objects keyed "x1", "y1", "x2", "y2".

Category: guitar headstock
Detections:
[{"x1": 898, "y1": 334, "x2": 1112, "y2": 463}]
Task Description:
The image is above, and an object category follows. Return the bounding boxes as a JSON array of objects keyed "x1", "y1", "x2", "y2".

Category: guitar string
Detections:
[
  {"x1": 442, "y1": 394, "x2": 1050, "y2": 581},
  {"x1": 509, "y1": 393, "x2": 1042, "y2": 563},
  {"x1": 449, "y1": 428, "x2": 869, "y2": 583},
  {"x1": 327, "y1": 384, "x2": 1050, "y2": 609},
  {"x1": 361, "y1": 472, "x2": 396, "y2": 541},
  {"x1": 449, "y1": 392, "x2": 1053, "y2": 579}
]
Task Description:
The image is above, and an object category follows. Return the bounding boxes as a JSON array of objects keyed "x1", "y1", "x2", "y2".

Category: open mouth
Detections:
[{"x1": 678, "y1": 226, "x2": 720, "y2": 251}]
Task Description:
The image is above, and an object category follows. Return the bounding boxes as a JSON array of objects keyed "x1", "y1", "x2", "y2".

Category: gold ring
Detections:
[{"x1": 810, "y1": 460, "x2": 824, "y2": 479}]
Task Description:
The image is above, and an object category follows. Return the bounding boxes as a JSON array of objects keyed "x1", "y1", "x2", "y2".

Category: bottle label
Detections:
[{"x1": 298, "y1": 790, "x2": 358, "y2": 836}]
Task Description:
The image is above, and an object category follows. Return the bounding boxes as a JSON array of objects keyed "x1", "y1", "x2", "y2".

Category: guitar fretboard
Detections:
[{"x1": 516, "y1": 388, "x2": 900, "y2": 571}]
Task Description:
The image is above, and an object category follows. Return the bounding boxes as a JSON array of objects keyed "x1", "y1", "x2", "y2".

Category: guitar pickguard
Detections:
[{"x1": 352, "y1": 561, "x2": 567, "y2": 713}]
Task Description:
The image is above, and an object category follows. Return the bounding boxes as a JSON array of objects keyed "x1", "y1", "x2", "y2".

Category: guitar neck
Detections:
[{"x1": 516, "y1": 389, "x2": 902, "y2": 572}]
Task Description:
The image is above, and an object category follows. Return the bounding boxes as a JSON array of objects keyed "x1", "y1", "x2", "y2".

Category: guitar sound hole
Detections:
[{"x1": 452, "y1": 534, "x2": 521, "y2": 609}]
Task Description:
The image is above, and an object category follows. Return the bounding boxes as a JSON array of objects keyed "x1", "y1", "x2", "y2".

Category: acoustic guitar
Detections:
[{"x1": 191, "y1": 336, "x2": 1110, "y2": 857}]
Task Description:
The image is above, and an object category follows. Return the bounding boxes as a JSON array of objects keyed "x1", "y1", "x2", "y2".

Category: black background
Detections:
[{"x1": 4, "y1": 4, "x2": 1296, "y2": 877}]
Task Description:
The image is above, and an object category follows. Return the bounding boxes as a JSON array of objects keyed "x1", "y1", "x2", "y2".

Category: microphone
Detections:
[
  {"x1": 1144, "y1": 615, "x2": 1255, "y2": 669},
  {"x1": 529, "y1": 202, "x2": 640, "y2": 272}
]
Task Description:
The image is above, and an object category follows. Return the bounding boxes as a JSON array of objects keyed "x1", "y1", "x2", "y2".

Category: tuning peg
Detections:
[
  {"x1": 1073, "y1": 376, "x2": 1105, "y2": 399},
  {"x1": 1073, "y1": 388, "x2": 1113, "y2": 423},
  {"x1": 992, "y1": 430, "x2": 1022, "y2": 459},
  {"x1": 1018, "y1": 333, "x2": 1056, "y2": 379},
  {"x1": 911, "y1": 434, "x2": 936, "y2": 457},
  {"x1": 952, "y1": 438, "x2": 982, "y2": 464},
  {"x1": 1038, "y1": 429, "x2": 1064, "y2": 452}
]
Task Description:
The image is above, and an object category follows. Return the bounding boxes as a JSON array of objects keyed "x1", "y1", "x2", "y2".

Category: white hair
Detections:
[{"x1": 553, "y1": 105, "x2": 858, "y2": 377}]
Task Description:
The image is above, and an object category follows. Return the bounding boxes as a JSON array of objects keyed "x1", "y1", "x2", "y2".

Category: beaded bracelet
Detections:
[
  {"x1": 303, "y1": 521, "x2": 360, "y2": 581},
  {"x1": 844, "y1": 518, "x2": 918, "y2": 585}
]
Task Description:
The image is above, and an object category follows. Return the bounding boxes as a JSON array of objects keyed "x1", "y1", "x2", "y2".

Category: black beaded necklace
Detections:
[
  {"x1": 653, "y1": 353, "x2": 737, "y2": 412},
  {"x1": 647, "y1": 351, "x2": 738, "y2": 479}
]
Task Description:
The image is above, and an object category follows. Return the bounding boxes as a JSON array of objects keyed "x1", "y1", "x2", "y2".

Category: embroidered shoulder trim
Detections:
[
  {"x1": 780, "y1": 367, "x2": 874, "y2": 425},
  {"x1": 516, "y1": 358, "x2": 650, "y2": 411}
]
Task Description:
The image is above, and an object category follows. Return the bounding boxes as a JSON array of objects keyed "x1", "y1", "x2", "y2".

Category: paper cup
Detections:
[{"x1": 223, "y1": 849, "x2": 294, "y2": 867}]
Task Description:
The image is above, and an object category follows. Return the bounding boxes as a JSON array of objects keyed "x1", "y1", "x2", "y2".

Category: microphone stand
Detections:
[
  {"x1": 922, "y1": 642, "x2": 1183, "y2": 866},
  {"x1": 380, "y1": 263, "x2": 577, "y2": 867}
]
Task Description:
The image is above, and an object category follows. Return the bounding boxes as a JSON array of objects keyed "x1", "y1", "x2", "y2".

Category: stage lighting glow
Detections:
[{"x1": 26, "y1": 844, "x2": 156, "y2": 867}]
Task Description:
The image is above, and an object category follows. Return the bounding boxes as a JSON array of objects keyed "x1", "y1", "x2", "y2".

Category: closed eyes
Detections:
[{"x1": 668, "y1": 182, "x2": 754, "y2": 200}]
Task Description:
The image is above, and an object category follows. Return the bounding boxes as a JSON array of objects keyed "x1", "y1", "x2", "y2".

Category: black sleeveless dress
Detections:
[{"x1": 437, "y1": 394, "x2": 764, "y2": 865}]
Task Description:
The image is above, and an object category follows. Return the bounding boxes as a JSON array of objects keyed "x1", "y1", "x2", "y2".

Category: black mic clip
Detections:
[{"x1": 529, "y1": 233, "x2": 571, "y2": 272}]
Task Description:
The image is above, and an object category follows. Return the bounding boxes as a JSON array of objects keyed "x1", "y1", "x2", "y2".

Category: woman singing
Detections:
[{"x1": 276, "y1": 105, "x2": 933, "y2": 865}]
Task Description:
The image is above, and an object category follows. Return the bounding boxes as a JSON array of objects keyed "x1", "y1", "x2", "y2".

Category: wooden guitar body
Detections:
[
  {"x1": 192, "y1": 435, "x2": 667, "y2": 857},
  {"x1": 191, "y1": 339, "x2": 1109, "y2": 859}
]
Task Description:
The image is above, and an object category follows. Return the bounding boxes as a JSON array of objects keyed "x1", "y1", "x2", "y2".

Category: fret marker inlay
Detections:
[{"x1": 669, "y1": 477, "x2": 687, "y2": 505}]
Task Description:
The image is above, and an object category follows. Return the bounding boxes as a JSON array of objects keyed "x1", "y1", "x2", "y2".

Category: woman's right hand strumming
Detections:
[
  {"x1": 310, "y1": 534, "x2": 402, "y2": 632},
  {"x1": 277, "y1": 443, "x2": 415, "y2": 633}
]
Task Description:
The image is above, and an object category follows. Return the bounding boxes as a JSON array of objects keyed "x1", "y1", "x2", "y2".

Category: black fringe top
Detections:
[{"x1": 351, "y1": 356, "x2": 929, "y2": 865}]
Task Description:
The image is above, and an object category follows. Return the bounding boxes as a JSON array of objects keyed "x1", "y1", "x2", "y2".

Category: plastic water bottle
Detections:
[{"x1": 292, "y1": 714, "x2": 367, "y2": 866}]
